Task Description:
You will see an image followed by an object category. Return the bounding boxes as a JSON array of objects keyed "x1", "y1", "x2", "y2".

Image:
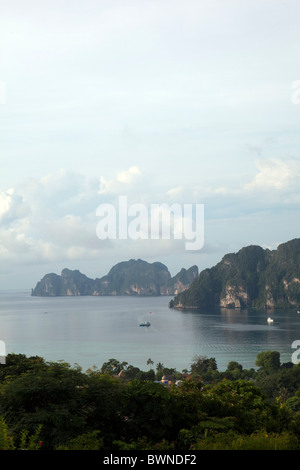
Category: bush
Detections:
[
  {"x1": 56, "y1": 431, "x2": 103, "y2": 450},
  {"x1": 193, "y1": 430, "x2": 300, "y2": 450}
]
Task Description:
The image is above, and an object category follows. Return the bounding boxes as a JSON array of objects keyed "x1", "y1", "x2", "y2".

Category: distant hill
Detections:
[
  {"x1": 31, "y1": 259, "x2": 198, "y2": 297},
  {"x1": 170, "y1": 238, "x2": 300, "y2": 310}
]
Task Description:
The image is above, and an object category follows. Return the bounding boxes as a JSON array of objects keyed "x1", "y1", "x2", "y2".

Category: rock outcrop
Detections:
[
  {"x1": 170, "y1": 238, "x2": 300, "y2": 309},
  {"x1": 31, "y1": 259, "x2": 198, "y2": 297}
]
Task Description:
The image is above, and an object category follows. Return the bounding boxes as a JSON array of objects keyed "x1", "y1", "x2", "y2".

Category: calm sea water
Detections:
[{"x1": 0, "y1": 290, "x2": 300, "y2": 372}]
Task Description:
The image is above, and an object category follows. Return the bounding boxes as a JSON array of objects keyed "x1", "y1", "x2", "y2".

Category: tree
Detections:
[
  {"x1": 190, "y1": 355, "x2": 217, "y2": 376},
  {"x1": 0, "y1": 361, "x2": 87, "y2": 449},
  {"x1": 227, "y1": 361, "x2": 243, "y2": 372},
  {"x1": 56, "y1": 430, "x2": 103, "y2": 450},
  {"x1": 0, "y1": 417, "x2": 43, "y2": 450},
  {"x1": 147, "y1": 358, "x2": 154, "y2": 369},
  {"x1": 0, "y1": 353, "x2": 45, "y2": 383},
  {"x1": 100, "y1": 358, "x2": 128, "y2": 375},
  {"x1": 155, "y1": 362, "x2": 164, "y2": 380},
  {"x1": 256, "y1": 351, "x2": 281, "y2": 374},
  {"x1": 224, "y1": 361, "x2": 244, "y2": 380},
  {"x1": 123, "y1": 365, "x2": 141, "y2": 380},
  {"x1": 123, "y1": 380, "x2": 175, "y2": 441},
  {"x1": 201, "y1": 379, "x2": 276, "y2": 433},
  {"x1": 81, "y1": 373, "x2": 125, "y2": 446}
]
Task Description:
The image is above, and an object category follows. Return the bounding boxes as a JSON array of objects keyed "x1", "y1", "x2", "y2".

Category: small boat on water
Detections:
[
  {"x1": 267, "y1": 317, "x2": 274, "y2": 323},
  {"x1": 139, "y1": 321, "x2": 151, "y2": 327}
]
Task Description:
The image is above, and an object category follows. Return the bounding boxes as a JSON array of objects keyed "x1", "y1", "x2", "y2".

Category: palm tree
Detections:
[
  {"x1": 146, "y1": 358, "x2": 154, "y2": 369},
  {"x1": 156, "y1": 362, "x2": 164, "y2": 373}
]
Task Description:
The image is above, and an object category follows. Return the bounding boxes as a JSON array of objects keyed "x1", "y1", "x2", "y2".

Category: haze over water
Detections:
[{"x1": 0, "y1": 290, "x2": 299, "y2": 372}]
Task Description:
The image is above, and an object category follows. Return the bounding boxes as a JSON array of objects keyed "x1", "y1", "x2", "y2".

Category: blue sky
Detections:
[{"x1": 1, "y1": 0, "x2": 300, "y2": 289}]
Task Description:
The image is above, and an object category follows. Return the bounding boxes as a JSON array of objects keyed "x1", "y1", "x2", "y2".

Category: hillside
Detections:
[
  {"x1": 31, "y1": 259, "x2": 198, "y2": 297},
  {"x1": 170, "y1": 238, "x2": 300, "y2": 309}
]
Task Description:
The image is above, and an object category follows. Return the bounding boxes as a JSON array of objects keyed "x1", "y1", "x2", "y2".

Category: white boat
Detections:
[
  {"x1": 139, "y1": 321, "x2": 151, "y2": 327},
  {"x1": 267, "y1": 317, "x2": 274, "y2": 323}
]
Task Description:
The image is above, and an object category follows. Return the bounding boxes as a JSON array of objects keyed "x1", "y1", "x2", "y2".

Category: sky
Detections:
[{"x1": 1, "y1": 0, "x2": 300, "y2": 289}]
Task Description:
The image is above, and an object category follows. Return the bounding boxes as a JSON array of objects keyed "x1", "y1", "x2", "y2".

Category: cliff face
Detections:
[
  {"x1": 31, "y1": 260, "x2": 198, "y2": 297},
  {"x1": 93, "y1": 260, "x2": 172, "y2": 296},
  {"x1": 31, "y1": 269, "x2": 95, "y2": 296},
  {"x1": 219, "y1": 283, "x2": 250, "y2": 308},
  {"x1": 171, "y1": 238, "x2": 300, "y2": 309},
  {"x1": 34, "y1": 273, "x2": 61, "y2": 296},
  {"x1": 166, "y1": 266, "x2": 198, "y2": 295}
]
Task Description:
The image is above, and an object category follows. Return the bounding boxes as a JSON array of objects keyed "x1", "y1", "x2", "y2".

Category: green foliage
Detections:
[
  {"x1": 193, "y1": 430, "x2": 299, "y2": 450},
  {"x1": 0, "y1": 361, "x2": 88, "y2": 448},
  {"x1": 173, "y1": 239, "x2": 300, "y2": 308},
  {"x1": 18, "y1": 424, "x2": 43, "y2": 450},
  {"x1": 113, "y1": 437, "x2": 175, "y2": 450},
  {"x1": 123, "y1": 380, "x2": 175, "y2": 441},
  {"x1": 199, "y1": 379, "x2": 275, "y2": 434},
  {"x1": 0, "y1": 416, "x2": 15, "y2": 450},
  {"x1": 190, "y1": 355, "x2": 217, "y2": 377},
  {"x1": 33, "y1": 260, "x2": 197, "y2": 297},
  {"x1": 177, "y1": 416, "x2": 236, "y2": 450},
  {"x1": 256, "y1": 351, "x2": 281, "y2": 374},
  {"x1": 82, "y1": 372, "x2": 125, "y2": 446},
  {"x1": 100, "y1": 358, "x2": 128, "y2": 375},
  {"x1": 1, "y1": 350, "x2": 300, "y2": 450},
  {"x1": 0, "y1": 353, "x2": 45, "y2": 383},
  {"x1": 56, "y1": 430, "x2": 103, "y2": 450},
  {"x1": 0, "y1": 417, "x2": 43, "y2": 450}
]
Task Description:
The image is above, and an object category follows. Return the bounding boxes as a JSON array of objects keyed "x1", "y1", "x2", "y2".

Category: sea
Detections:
[{"x1": 0, "y1": 289, "x2": 300, "y2": 373}]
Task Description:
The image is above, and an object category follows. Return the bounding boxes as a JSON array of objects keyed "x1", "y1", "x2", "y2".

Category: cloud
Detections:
[
  {"x1": 166, "y1": 186, "x2": 184, "y2": 199},
  {"x1": 245, "y1": 158, "x2": 298, "y2": 191},
  {"x1": 0, "y1": 188, "x2": 29, "y2": 223},
  {"x1": 1, "y1": 154, "x2": 300, "y2": 290},
  {"x1": 0, "y1": 228, "x2": 32, "y2": 257},
  {"x1": 0, "y1": 165, "x2": 205, "y2": 274},
  {"x1": 98, "y1": 165, "x2": 142, "y2": 195},
  {"x1": 0, "y1": 171, "x2": 99, "y2": 265},
  {"x1": 0, "y1": 167, "x2": 154, "y2": 272},
  {"x1": 162, "y1": 157, "x2": 300, "y2": 229}
]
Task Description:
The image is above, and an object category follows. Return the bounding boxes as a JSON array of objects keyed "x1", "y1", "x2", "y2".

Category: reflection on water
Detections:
[{"x1": 0, "y1": 291, "x2": 300, "y2": 372}]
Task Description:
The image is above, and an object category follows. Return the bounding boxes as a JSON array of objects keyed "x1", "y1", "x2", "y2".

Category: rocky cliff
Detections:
[
  {"x1": 31, "y1": 259, "x2": 198, "y2": 297},
  {"x1": 170, "y1": 238, "x2": 300, "y2": 309}
]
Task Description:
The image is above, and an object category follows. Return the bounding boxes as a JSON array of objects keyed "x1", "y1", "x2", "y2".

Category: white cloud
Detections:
[
  {"x1": 117, "y1": 166, "x2": 141, "y2": 184},
  {"x1": 0, "y1": 191, "x2": 14, "y2": 220},
  {"x1": 166, "y1": 186, "x2": 184, "y2": 199},
  {"x1": 245, "y1": 158, "x2": 298, "y2": 191},
  {"x1": 0, "y1": 188, "x2": 29, "y2": 223},
  {"x1": 98, "y1": 166, "x2": 142, "y2": 195},
  {"x1": 1, "y1": 0, "x2": 300, "y2": 290}
]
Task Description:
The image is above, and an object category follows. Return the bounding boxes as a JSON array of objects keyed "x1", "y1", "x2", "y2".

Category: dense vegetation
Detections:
[
  {"x1": 31, "y1": 260, "x2": 198, "y2": 296},
  {"x1": 1, "y1": 351, "x2": 300, "y2": 450},
  {"x1": 171, "y1": 238, "x2": 300, "y2": 309}
]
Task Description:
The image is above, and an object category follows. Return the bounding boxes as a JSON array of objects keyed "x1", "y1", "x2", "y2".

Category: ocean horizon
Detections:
[{"x1": 0, "y1": 289, "x2": 299, "y2": 372}]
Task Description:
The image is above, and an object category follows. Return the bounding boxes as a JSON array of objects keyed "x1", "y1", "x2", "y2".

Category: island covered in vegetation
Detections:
[
  {"x1": 32, "y1": 238, "x2": 300, "y2": 311},
  {"x1": 1, "y1": 351, "x2": 300, "y2": 450},
  {"x1": 170, "y1": 238, "x2": 300, "y2": 310},
  {"x1": 31, "y1": 259, "x2": 198, "y2": 297}
]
